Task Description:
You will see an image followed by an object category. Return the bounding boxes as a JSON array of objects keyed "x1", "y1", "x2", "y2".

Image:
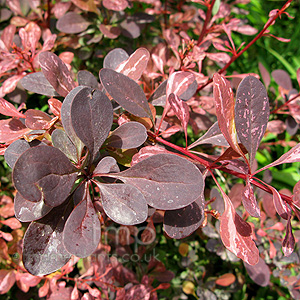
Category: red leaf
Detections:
[
  {"x1": 1, "y1": 24, "x2": 16, "y2": 50},
  {"x1": 0, "y1": 98, "x2": 25, "y2": 118},
  {"x1": 2, "y1": 74, "x2": 25, "y2": 95},
  {"x1": 269, "y1": 239, "x2": 276, "y2": 259},
  {"x1": 0, "y1": 217, "x2": 22, "y2": 229},
  {"x1": 16, "y1": 272, "x2": 41, "y2": 293},
  {"x1": 38, "y1": 280, "x2": 49, "y2": 298},
  {"x1": 48, "y1": 98, "x2": 62, "y2": 117},
  {"x1": 0, "y1": 270, "x2": 16, "y2": 294},
  {"x1": 282, "y1": 215, "x2": 295, "y2": 257},
  {"x1": 219, "y1": 189, "x2": 259, "y2": 265},
  {"x1": 168, "y1": 93, "x2": 190, "y2": 147},
  {"x1": 215, "y1": 273, "x2": 236, "y2": 286},
  {"x1": 166, "y1": 71, "x2": 195, "y2": 99},
  {"x1": 131, "y1": 145, "x2": 170, "y2": 166},
  {"x1": 25, "y1": 109, "x2": 52, "y2": 130},
  {"x1": 52, "y1": 2, "x2": 71, "y2": 19},
  {"x1": 0, "y1": 118, "x2": 30, "y2": 143},
  {"x1": 6, "y1": 0, "x2": 22, "y2": 15},
  {"x1": 59, "y1": 52, "x2": 74, "y2": 65},
  {"x1": 242, "y1": 181, "x2": 260, "y2": 217}
]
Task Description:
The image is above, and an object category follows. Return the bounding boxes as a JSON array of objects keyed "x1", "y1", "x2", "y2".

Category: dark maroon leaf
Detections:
[
  {"x1": 14, "y1": 192, "x2": 52, "y2": 222},
  {"x1": 0, "y1": 118, "x2": 30, "y2": 143},
  {"x1": 244, "y1": 257, "x2": 270, "y2": 287},
  {"x1": 22, "y1": 200, "x2": 73, "y2": 276},
  {"x1": 219, "y1": 187, "x2": 259, "y2": 265},
  {"x1": 286, "y1": 115, "x2": 299, "y2": 136},
  {"x1": 52, "y1": 129, "x2": 78, "y2": 163},
  {"x1": 25, "y1": 109, "x2": 52, "y2": 130},
  {"x1": 56, "y1": 12, "x2": 90, "y2": 34},
  {"x1": 95, "y1": 182, "x2": 148, "y2": 225},
  {"x1": 20, "y1": 72, "x2": 60, "y2": 97},
  {"x1": 100, "y1": 68, "x2": 152, "y2": 119},
  {"x1": 271, "y1": 69, "x2": 293, "y2": 91},
  {"x1": 63, "y1": 184, "x2": 101, "y2": 257},
  {"x1": 120, "y1": 19, "x2": 141, "y2": 39},
  {"x1": 39, "y1": 52, "x2": 76, "y2": 97},
  {"x1": 163, "y1": 195, "x2": 205, "y2": 239},
  {"x1": 70, "y1": 87, "x2": 113, "y2": 161},
  {"x1": 105, "y1": 122, "x2": 147, "y2": 149},
  {"x1": 13, "y1": 145, "x2": 77, "y2": 206},
  {"x1": 60, "y1": 86, "x2": 85, "y2": 157},
  {"x1": 242, "y1": 181, "x2": 260, "y2": 217},
  {"x1": 77, "y1": 70, "x2": 99, "y2": 89},
  {"x1": 282, "y1": 215, "x2": 295, "y2": 256},
  {"x1": 235, "y1": 76, "x2": 269, "y2": 172},
  {"x1": 188, "y1": 122, "x2": 229, "y2": 149},
  {"x1": 107, "y1": 154, "x2": 204, "y2": 210},
  {"x1": 115, "y1": 48, "x2": 150, "y2": 81},
  {"x1": 103, "y1": 48, "x2": 129, "y2": 70},
  {"x1": 93, "y1": 156, "x2": 120, "y2": 174},
  {"x1": 4, "y1": 139, "x2": 41, "y2": 169},
  {"x1": 149, "y1": 80, "x2": 167, "y2": 106},
  {"x1": 254, "y1": 143, "x2": 300, "y2": 174}
]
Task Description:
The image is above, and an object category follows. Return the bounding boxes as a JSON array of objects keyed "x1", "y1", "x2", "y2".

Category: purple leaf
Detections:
[
  {"x1": 14, "y1": 192, "x2": 52, "y2": 222},
  {"x1": 242, "y1": 181, "x2": 260, "y2": 217},
  {"x1": 77, "y1": 70, "x2": 99, "y2": 89},
  {"x1": 258, "y1": 62, "x2": 270, "y2": 89},
  {"x1": 103, "y1": 48, "x2": 129, "y2": 70},
  {"x1": 51, "y1": 129, "x2": 78, "y2": 163},
  {"x1": 243, "y1": 257, "x2": 270, "y2": 287},
  {"x1": 188, "y1": 121, "x2": 229, "y2": 149},
  {"x1": 168, "y1": 93, "x2": 190, "y2": 147},
  {"x1": 235, "y1": 76, "x2": 269, "y2": 172},
  {"x1": 63, "y1": 184, "x2": 101, "y2": 257},
  {"x1": 107, "y1": 154, "x2": 204, "y2": 210},
  {"x1": 100, "y1": 68, "x2": 152, "y2": 119},
  {"x1": 56, "y1": 12, "x2": 90, "y2": 34},
  {"x1": 70, "y1": 87, "x2": 113, "y2": 161},
  {"x1": 286, "y1": 116, "x2": 299, "y2": 136},
  {"x1": 115, "y1": 48, "x2": 150, "y2": 81},
  {"x1": 20, "y1": 72, "x2": 60, "y2": 97},
  {"x1": 94, "y1": 156, "x2": 120, "y2": 174},
  {"x1": 163, "y1": 195, "x2": 205, "y2": 239},
  {"x1": 149, "y1": 80, "x2": 167, "y2": 106},
  {"x1": 271, "y1": 69, "x2": 293, "y2": 91},
  {"x1": 39, "y1": 52, "x2": 76, "y2": 97},
  {"x1": 95, "y1": 182, "x2": 148, "y2": 225},
  {"x1": 282, "y1": 215, "x2": 295, "y2": 256},
  {"x1": 22, "y1": 200, "x2": 73, "y2": 276},
  {"x1": 219, "y1": 188, "x2": 259, "y2": 265},
  {"x1": 12, "y1": 145, "x2": 77, "y2": 206},
  {"x1": 105, "y1": 121, "x2": 147, "y2": 149},
  {"x1": 120, "y1": 19, "x2": 141, "y2": 39},
  {"x1": 254, "y1": 143, "x2": 300, "y2": 174}
]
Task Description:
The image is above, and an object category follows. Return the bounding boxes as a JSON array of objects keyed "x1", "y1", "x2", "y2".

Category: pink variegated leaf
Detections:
[
  {"x1": 168, "y1": 93, "x2": 190, "y2": 147},
  {"x1": 265, "y1": 183, "x2": 290, "y2": 220},
  {"x1": 293, "y1": 180, "x2": 300, "y2": 209},
  {"x1": 0, "y1": 231, "x2": 13, "y2": 241},
  {"x1": 213, "y1": 73, "x2": 246, "y2": 159},
  {"x1": 48, "y1": 98, "x2": 62, "y2": 117},
  {"x1": 282, "y1": 215, "x2": 295, "y2": 257},
  {"x1": 219, "y1": 188, "x2": 259, "y2": 265},
  {"x1": 0, "y1": 98, "x2": 25, "y2": 118},
  {"x1": 2, "y1": 74, "x2": 25, "y2": 95},
  {"x1": 38, "y1": 280, "x2": 49, "y2": 298},
  {"x1": 152, "y1": 53, "x2": 164, "y2": 74},
  {"x1": 0, "y1": 118, "x2": 30, "y2": 143},
  {"x1": 24, "y1": 22, "x2": 41, "y2": 55},
  {"x1": 16, "y1": 273, "x2": 41, "y2": 293},
  {"x1": 166, "y1": 71, "x2": 195, "y2": 99},
  {"x1": 269, "y1": 239, "x2": 276, "y2": 259},
  {"x1": 1, "y1": 24, "x2": 16, "y2": 50},
  {"x1": 41, "y1": 33, "x2": 57, "y2": 52},
  {"x1": 206, "y1": 52, "x2": 231, "y2": 64},
  {"x1": 6, "y1": 0, "x2": 22, "y2": 15},
  {"x1": 254, "y1": 143, "x2": 300, "y2": 175},
  {"x1": 115, "y1": 47, "x2": 150, "y2": 81},
  {"x1": 131, "y1": 145, "x2": 170, "y2": 166},
  {"x1": 242, "y1": 181, "x2": 260, "y2": 217}
]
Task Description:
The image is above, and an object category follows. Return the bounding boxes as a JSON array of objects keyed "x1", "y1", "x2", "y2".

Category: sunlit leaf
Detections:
[
  {"x1": 215, "y1": 273, "x2": 236, "y2": 286},
  {"x1": 56, "y1": 12, "x2": 90, "y2": 34},
  {"x1": 242, "y1": 181, "x2": 260, "y2": 217},
  {"x1": 0, "y1": 97, "x2": 25, "y2": 118},
  {"x1": 282, "y1": 215, "x2": 295, "y2": 256},
  {"x1": 25, "y1": 109, "x2": 52, "y2": 130}
]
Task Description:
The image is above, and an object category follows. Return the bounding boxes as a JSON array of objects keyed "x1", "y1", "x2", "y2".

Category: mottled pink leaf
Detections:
[
  {"x1": 6, "y1": 0, "x2": 22, "y2": 15},
  {"x1": 131, "y1": 145, "x2": 170, "y2": 166},
  {"x1": 56, "y1": 12, "x2": 90, "y2": 34},
  {"x1": 38, "y1": 280, "x2": 49, "y2": 298},
  {"x1": 2, "y1": 74, "x2": 25, "y2": 95},
  {"x1": 243, "y1": 257, "x2": 270, "y2": 287},
  {"x1": 219, "y1": 187, "x2": 259, "y2": 265},
  {"x1": 1, "y1": 24, "x2": 16, "y2": 50},
  {"x1": 166, "y1": 71, "x2": 195, "y2": 99},
  {"x1": 235, "y1": 76, "x2": 269, "y2": 172},
  {"x1": 206, "y1": 52, "x2": 231, "y2": 64},
  {"x1": 23, "y1": 22, "x2": 41, "y2": 55},
  {"x1": 0, "y1": 118, "x2": 30, "y2": 143},
  {"x1": 282, "y1": 215, "x2": 295, "y2": 256},
  {"x1": 103, "y1": 0, "x2": 128, "y2": 11},
  {"x1": 168, "y1": 93, "x2": 190, "y2": 147},
  {"x1": 272, "y1": 69, "x2": 293, "y2": 91},
  {"x1": 39, "y1": 52, "x2": 76, "y2": 97},
  {"x1": 0, "y1": 97, "x2": 25, "y2": 118},
  {"x1": 52, "y1": 1, "x2": 71, "y2": 19},
  {"x1": 0, "y1": 270, "x2": 16, "y2": 295},
  {"x1": 16, "y1": 273, "x2": 41, "y2": 293}
]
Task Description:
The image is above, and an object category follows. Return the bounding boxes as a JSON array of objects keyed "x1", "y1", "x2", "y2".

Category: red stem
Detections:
[
  {"x1": 196, "y1": 0, "x2": 293, "y2": 92},
  {"x1": 271, "y1": 92, "x2": 300, "y2": 114},
  {"x1": 197, "y1": 0, "x2": 216, "y2": 46}
]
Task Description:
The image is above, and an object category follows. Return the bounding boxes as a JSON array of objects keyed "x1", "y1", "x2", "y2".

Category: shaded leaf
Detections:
[
  {"x1": 108, "y1": 154, "x2": 204, "y2": 210},
  {"x1": 70, "y1": 87, "x2": 113, "y2": 161},
  {"x1": 20, "y1": 72, "x2": 60, "y2": 97},
  {"x1": 219, "y1": 188, "x2": 259, "y2": 265},
  {"x1": 95, "y1": 182, "x2": 148, "y2": 225},
  {"x1": 120, "y1": 19, "x2": 140, "y2": 39},
  {"x1": 149, "y1": 80, "x2": 167, "y2": 106},
  {"x1": 163, "y1": 195, "x2": 205, "y2": 239},
  {"x1": 13, "y1": 145, "x2": 77, "y2": 206},
  {"x1": 39, "y1": 52, "x2": 76, "y2": 97},
  {"x1": 286, "y1": 115, "x2": 298, "y2": 136},
  {"x1": 271, "y1": 69, "x2": 293, "y2": 91},
  {"x1": 100, "y1": 68, "x2": 152, "y2": 119},
  {"x1": 0, "y1": 118, "x2": 30, "y2": 143},
  {"x1": 14, "y1": 192, "x2": 52, "y2": 222},
  {"x1": 242, "y1": 181, "x2": 260, "y2": 217},
  {"x1": 94, "y1": 156, "x2": 119, "y2": 174},
  {"x1": 235, "y1": 76, "x2": 269, "y2": 172},
  {"x1": 0, "y1": 97, "x2": 25, "y2": 118},
  {"x1": 103, "y1": 48, "x2": 129, "y2": 70},
  {"x1": 52, "y1": 129, "x2": 78, "y2": 163},
  {"x1": 228, "y1": 183, "x2": 243, "y2": 209},
  {"x1": 215, "y1": 273, "x2": 236, "y2": 286},
  {"x1": 22, "y1": 201, "x2": 73, "y2": 276},
  {"x1": 105, "y1": 121, "x2": 147, "y2": 149},
  {"x1": 258, "y1": 62, "x2": 270, "y2": 89},
  {"x1": 282, "y1": 215, "x2": 295, "y2": 256},
  {"x1": 56, "y1": 12, "x2": 90, "y2": 34},
  {"x1": 4, "y1": 139, "x2": 30, "y2": 168},
  {"x1": 77, "y1": 70, "x2": 99, "y2": 89},
  {"x1": 63, "y1": 184, "x2": 101, "y2": 257},
  {"x1": 99, "y1": 24, "x2": 121, "y2": 39},
  {"x1": 244, "y1": 257, "x2": 270, "y2": 287}
]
